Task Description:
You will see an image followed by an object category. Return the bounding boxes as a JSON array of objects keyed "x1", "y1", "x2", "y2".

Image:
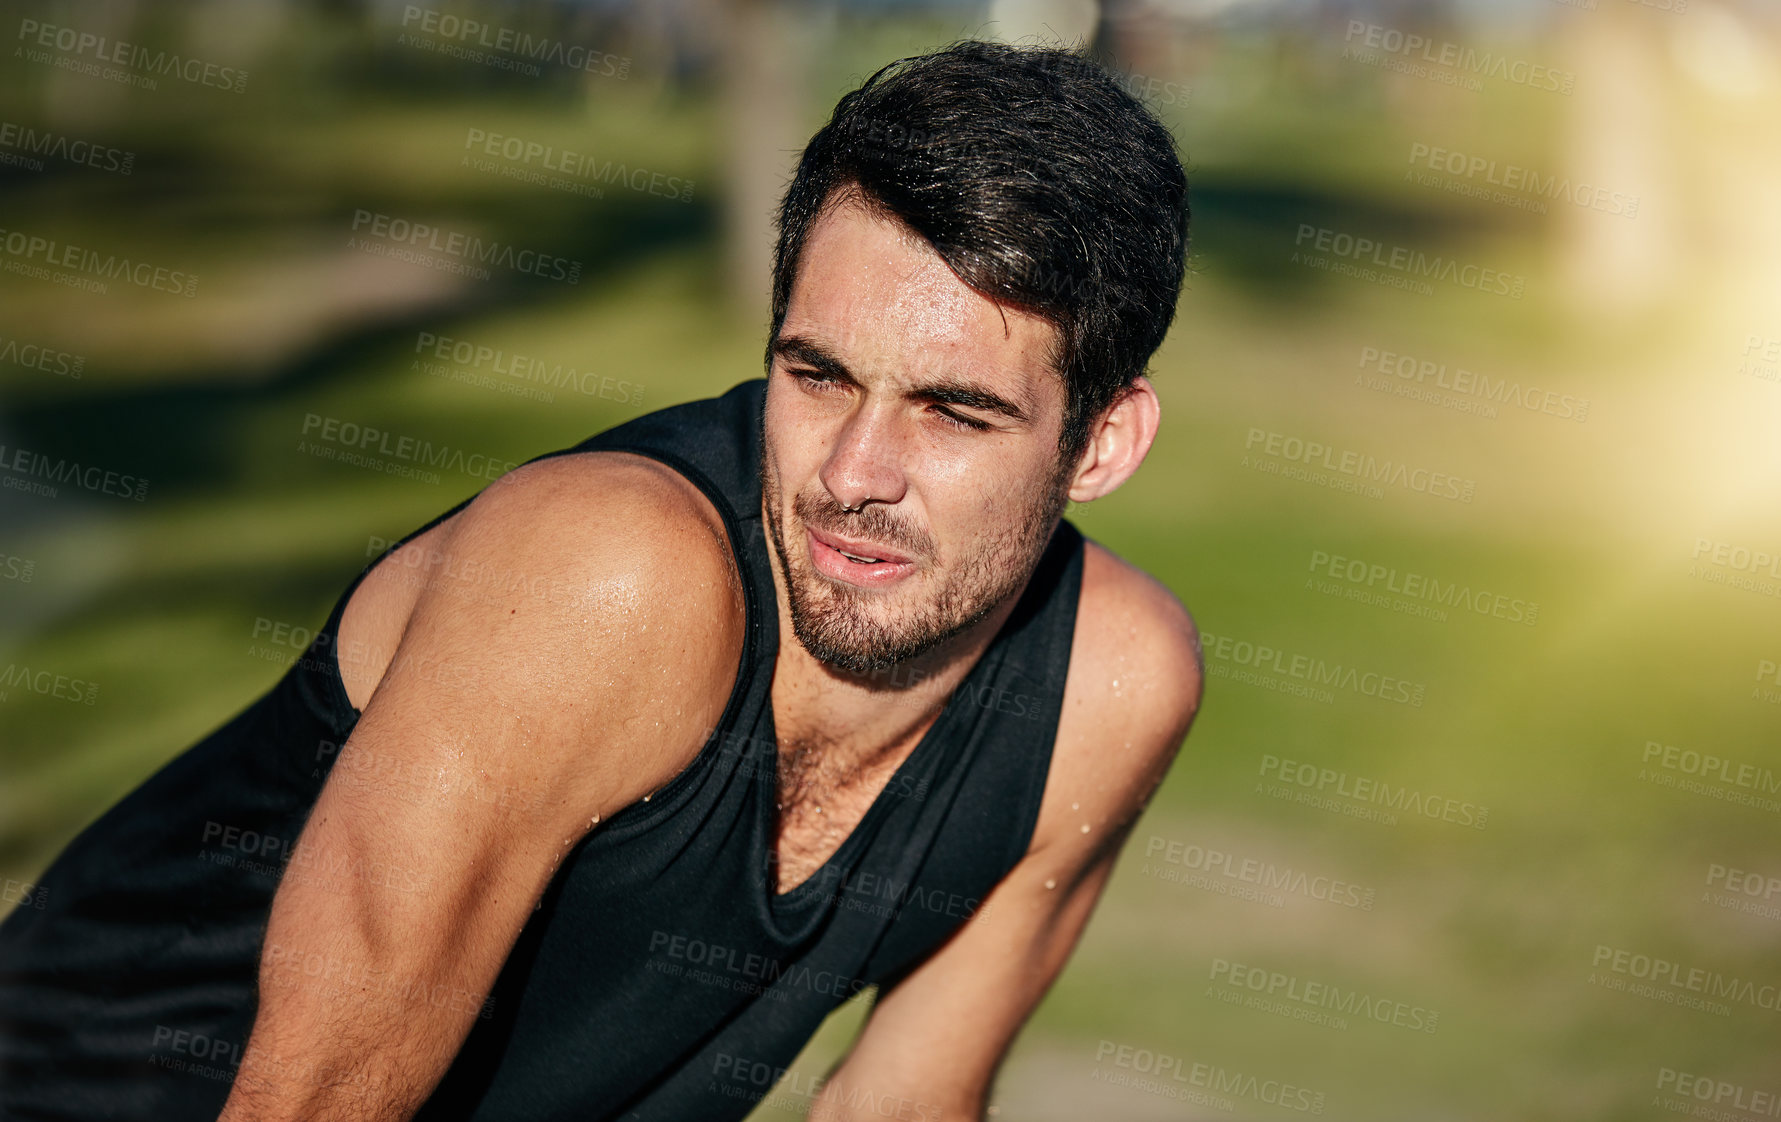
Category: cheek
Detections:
[
  {"x1": 918, "y1": 451, "x2": 1046, "y2": 556},
  {"x1": 921, "y1": 442, "x2": 1052, "y2": 509}
]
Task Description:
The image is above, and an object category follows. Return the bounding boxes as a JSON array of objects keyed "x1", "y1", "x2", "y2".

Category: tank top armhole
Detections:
[{"x1": 998, "y1": 522, "x2": 1088, "y2": 874}]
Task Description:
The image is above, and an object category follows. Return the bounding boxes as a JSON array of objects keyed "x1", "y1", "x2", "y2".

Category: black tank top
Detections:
[{"x1": 0, "y1": 377, "x2": 1085, "y2": 1121}]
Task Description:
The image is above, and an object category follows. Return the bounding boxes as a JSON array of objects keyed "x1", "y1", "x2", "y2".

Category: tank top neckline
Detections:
[{"x1": 756, "y1": 557, "x2": 1031, "y2": 913}]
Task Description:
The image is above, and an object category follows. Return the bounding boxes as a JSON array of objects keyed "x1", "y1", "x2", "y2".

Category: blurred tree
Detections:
[
  {"x1": 1556, "y1": 5, "x2": 1673, "y2": 316},
  {"x1": 720, "y1": 0, "x2": 807, "y2": 324}
]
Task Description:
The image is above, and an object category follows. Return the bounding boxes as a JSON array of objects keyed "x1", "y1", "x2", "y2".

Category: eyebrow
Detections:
[{"x1": 770, "y1": 334, "x2": 1033, "y2": 425}]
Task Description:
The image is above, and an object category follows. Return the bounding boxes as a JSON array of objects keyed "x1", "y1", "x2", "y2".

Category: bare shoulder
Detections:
[
  {"x1": 1072, "y1": 539, "x2": 1204, "y2": 714},
  {"x1": 336, "y1": 449, "x2": 745, "y2": 809},
  {"x1": 448, "y1": 449, "x2": 735, "y2": 574},
  {"x1": 447, "y1": 448, "x2": 747, "y2": 711},
  {"x1": 1025, "y1": 539, "x2": 1203, "y2": 858}
]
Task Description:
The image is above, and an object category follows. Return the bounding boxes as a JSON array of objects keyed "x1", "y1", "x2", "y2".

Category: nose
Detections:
[{"x1": 819, "y1": 398, "x2": 910, "y2": 513}]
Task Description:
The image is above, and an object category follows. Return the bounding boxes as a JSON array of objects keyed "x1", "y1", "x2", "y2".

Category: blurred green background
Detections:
[{"x1": 2, "y1": 0, "x2": 1778, "y2": 1118}]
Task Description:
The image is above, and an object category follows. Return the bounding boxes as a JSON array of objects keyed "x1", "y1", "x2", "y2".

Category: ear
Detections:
[{"x1": 1065, "y1": 376, "x2": 1160, "y2": 504}]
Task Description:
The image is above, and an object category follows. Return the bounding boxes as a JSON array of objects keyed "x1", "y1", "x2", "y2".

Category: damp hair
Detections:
[{"x1": 766, "y1": 38, "x2": 1191, "y2": 465}]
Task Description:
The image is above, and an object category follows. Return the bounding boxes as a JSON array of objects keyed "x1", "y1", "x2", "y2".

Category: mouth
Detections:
[
  {"x1": 808, "y1": 526, "x2": 911, "y2": 565},
  {"x1": 805, "y1": 525, "x2": 917, "y2": 587}
]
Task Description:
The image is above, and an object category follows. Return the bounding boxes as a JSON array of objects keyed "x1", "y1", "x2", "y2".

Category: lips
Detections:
[
  {"x1": 807, "y1": 526, "x2": 912, "y2": 566},
  {"x1": 804, "y1": 525, "x2": 918, "y2": 588}
]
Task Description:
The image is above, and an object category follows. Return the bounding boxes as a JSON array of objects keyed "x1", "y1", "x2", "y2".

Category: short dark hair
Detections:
[{"x1": 766, "y1": 39, "x2": 1190, "y2": 464}]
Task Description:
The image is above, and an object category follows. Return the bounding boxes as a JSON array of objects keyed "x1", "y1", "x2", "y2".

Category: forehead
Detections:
[{"x1": 783, "y1": 196, "x2": 1062, "y2": 408}]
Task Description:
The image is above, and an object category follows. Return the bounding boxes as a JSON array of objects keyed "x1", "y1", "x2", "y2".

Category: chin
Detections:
[{"x1": 792, "y1": 562, "x2": 998, "y2": 675}]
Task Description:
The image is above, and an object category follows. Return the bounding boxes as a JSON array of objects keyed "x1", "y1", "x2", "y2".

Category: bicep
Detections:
[
  {"x1": 230, "y1": 457, "x2": 741, "y2": 1114},
  {"x1": 290, "y1": 457, "x2": 740, "y2": 941}
]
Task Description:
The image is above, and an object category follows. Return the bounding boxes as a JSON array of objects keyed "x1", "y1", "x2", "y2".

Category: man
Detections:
[{"x1": 0, "y1": 38, "x2": 1200, "y2": 1122}]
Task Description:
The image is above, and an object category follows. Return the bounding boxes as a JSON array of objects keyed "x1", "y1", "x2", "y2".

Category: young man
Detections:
[{"x1": 0, "y1": 39, "x2": 1200, "y2": 1122}]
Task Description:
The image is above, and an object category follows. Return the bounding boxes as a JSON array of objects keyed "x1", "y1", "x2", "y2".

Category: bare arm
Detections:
[
  {"x1": 809, "y1": 546, "x2": 1203, "y2": 1121},
  {"x1": 218, "y1": 455, "x2": 743, "y2": 1121}
]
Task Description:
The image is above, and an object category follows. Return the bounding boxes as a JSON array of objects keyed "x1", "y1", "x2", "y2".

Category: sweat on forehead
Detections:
[{"x1": 782, "y1": 196, "x2": 1063, "y2": 407}]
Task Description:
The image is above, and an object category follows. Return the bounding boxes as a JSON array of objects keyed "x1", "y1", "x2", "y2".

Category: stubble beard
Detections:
[{"x1": 760, "y1": 444, "x2": 1074, "y2": 676}]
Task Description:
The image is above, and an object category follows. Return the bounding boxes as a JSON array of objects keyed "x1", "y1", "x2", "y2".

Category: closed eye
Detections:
[
  {"x1": 789, "y1": 368, "x2": 992, "y2": 433},
  {"x1": 931, "y1": 406, "x2": 992, "y2": 432}
]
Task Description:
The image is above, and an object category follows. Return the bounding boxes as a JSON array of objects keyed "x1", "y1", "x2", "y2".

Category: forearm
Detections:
[
  {"x1": 218, "y1": 888, "x2": 491, "y2": 1121},
  {"x1": 214, "y1": 795, "x2": 534, "y2": 1122}
]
